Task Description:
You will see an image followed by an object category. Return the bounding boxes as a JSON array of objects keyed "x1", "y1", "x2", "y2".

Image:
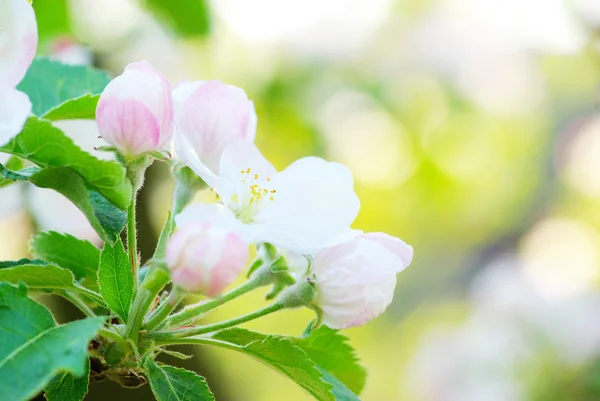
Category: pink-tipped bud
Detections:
[
  {"x1": 173, "y1": 80, "x2": 256, "y2": 173},
  {"x1": 166, "y1": 222, "x2": 249, "y2": 296},
  {"x1": 311, "y1": 233, "x2": 413, "y2": 329},
  {"x1": 96, "y1": 61, "x2": 174, "y2": 157}
]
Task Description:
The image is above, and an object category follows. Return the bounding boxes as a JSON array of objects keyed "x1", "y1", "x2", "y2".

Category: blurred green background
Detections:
[{"x1": 6, "y1": 0, "x2": 600, "y2": 400}]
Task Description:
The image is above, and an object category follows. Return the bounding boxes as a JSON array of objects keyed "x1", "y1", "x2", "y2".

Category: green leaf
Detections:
[
  {"x1": 294, "y1": 326, "x2": 367, "y2": 394},
  {"x1": 0, "y1": 294, "x2": 103, "y2": 401},
  {"x1": 0, "y1": 163, "x2": 126, "y2": 243},
  {"x1": 0, "y1": 283, "x2": 101, "y2": 400},
  {"x1": 45, "y1": 359, "x2": 90, "y2": 401},
  {"x1": 0, "y1": 259, "x2": 104, "y2": 305},
  {"x1": 207, "y1": 328, "x2": 364, "y2": 400},
  {"x1": 98, "y1": 238, "x2": 133, "y2": 322},
  {"x1": 0, "y1": 156, "x2": 24, "y2": 188},
  {"x1": 144, "y1": 359, "x2": 214, "y2": 401},
  {"x1": 318, "y1": 369, "x2": 361, "y2": 401},
  {"x1": 145, "y1": 0, "x2": 211, "y2": 37},
  {"x1": 211, "y1": 329, "x2": 335, "y2": 401},
  {"x1": 17, "y1": 57, "x2": 110, "y2": 117},
  {"x1": 0, "y1": 117, "x2": 131, "y2": 210},
  {"x1": 43, "y1": 94, "x2": 101, "y2": 121},
  {"x1": 153, "y1": 211, "x2": 174, "y2": 261},
  {"x1": 0, "y1": 282, "x2": 55, "y2": 361},
  {"x1": 30, "y1": 231, "x2": 100, "y2": 281}
]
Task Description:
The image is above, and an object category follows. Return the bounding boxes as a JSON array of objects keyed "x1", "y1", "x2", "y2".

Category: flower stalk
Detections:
[
  {"x1": 162, "y1": 263, "x2": 273, "y2": 329},
  {"x1": 149, "y1": 301, "x2": 286, "y2": 341},
  {"x1": 143, "y1": 288, "x2": 184, "y2": 331},
  {"x1": 124, "y1": 263, "x2": 170, "y2": 343}
]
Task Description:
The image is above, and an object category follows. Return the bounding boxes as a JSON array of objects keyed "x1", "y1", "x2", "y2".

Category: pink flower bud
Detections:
[
  {"x1": 173, "y1": 80, "x2": 256, "y2": 173},
  {"x1": 166, "y1": 222, "x2": 249, "y2": 296},
  {"x1": 310, "y1": 233, "x2": 413, "y2": 329},
  {"x1": 0, "y1": 0, "x2": 38, "y2": 90},
  {"x1": 96, "y1": 61, "x2": 174, "y2": 156}
]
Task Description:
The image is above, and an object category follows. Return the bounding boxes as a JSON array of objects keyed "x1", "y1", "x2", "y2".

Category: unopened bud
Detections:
[{"x1": 166, "y1": 222, "x2": 249, "y2": 297}]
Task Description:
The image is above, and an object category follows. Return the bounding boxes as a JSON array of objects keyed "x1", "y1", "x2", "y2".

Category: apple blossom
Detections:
[
  {"x1": 96, "y1": 61, "x2": 174, "y2": 157},
  {"x1": 306, "y1": 232, "x2": 413, "y2": 329},
  {"x1": 0, "y1": 0, "x2": 37, "y2": 146},
  {"x1": 173, "y1": 80, "x2": 256, "y2": 173},
  {"x1": 166, "y1": 222, "x2": 249, "y2": 296},
  {"x1": 175, "y1": 140, "x2": 360, "y2": 254}
]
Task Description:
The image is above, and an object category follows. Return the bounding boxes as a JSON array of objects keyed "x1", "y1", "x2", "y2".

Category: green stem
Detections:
[
  {"x1": 162, "y1": 271, "x2": 270, "y2": 329},
  {"x1": 74, "y1": 285, "x2": 106, "y2": 306},
  {"x1": 154, "y1": 336, "x2": 237, "y2": 348},
  {"x1": 127, "y1": 195, "x2": 138, "y2": 291},
  {"x1": 62, "y1": 292, "x2": 95, "y2": 317},
  {"x1": 124, "y1": 155, "x2": 153, "y2": 293},
  {"x1": 124, "y1": 264, "x2": 171, "y2": 343},
  {"x1": 150, "y1": 302, "x2": 285, "y2": 341},
  {"x1": 144, "y1": 288, "x2": 184, "y2": 331},
  {"x1": 98, "y1": 327, "x2": 126, "y2": 345}
]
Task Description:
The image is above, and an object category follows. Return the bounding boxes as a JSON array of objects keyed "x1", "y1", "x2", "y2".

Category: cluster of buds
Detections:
[{"x1": 95, "y1": 60, "x2": 413, "y2": 329}]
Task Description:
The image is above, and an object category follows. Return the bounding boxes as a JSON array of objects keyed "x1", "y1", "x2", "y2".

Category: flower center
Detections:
[{"x1": 231, "y1": 167, "x2": 276, "y2": 223}]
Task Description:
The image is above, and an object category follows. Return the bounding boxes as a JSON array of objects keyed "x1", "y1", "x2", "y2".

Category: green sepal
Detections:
[
  {"x1": 247, "y1": 259, "x2": 263, "y2": 278},
  {"x1": 270, "y1": 256, "x2": 289, "y2": 272},
  {"x1": 265, "y1": 271, "x2": 297, "y2": 301}
]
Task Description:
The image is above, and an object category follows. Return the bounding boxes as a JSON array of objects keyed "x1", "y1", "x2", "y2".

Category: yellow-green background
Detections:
[{"x1": 5, "y1": 0, "x2": 600, "y2": 400}]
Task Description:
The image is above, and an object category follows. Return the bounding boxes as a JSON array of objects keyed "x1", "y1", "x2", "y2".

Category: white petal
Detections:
[
  {"x1": 363, "y1": 232, "x2": 413, "y2": 271},
  {"x1": 176, "y1": 203, "x2": 238, "y2": 229},
  {"x1": 0, "y1": 88, "x2": 31, "y2": 146},
  {"x1": 257, "y1": 157, "x2": 359, "y2": 254},
  {"x1": 0, "y1": 0, "x2": 38, "y2": 89},
  {"x1": 173, "y1": 129, "x2": 220, "y2": 189}
]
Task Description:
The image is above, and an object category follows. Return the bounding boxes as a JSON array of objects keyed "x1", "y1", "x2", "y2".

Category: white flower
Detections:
[
  {"x1": 176, "y1": 140, "x2": 360, "y2": 254},
  {"x1": 0, "y1": 0, "x2": 38, "y2": 146},
  {"x1": 308, "y1": 232, "x2": 413, "y2": 329}
]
